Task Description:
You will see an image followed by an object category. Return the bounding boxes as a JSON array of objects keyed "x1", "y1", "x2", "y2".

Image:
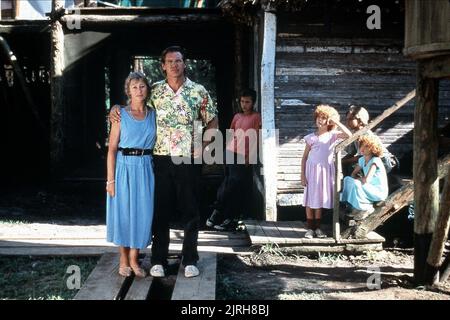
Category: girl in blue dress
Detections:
[
  {"x1": 341, "y1": 135, "x2": 388, "y2": 220},
  {"x1": 106, "y1": 72, "x2": 156, "y2": 277}
]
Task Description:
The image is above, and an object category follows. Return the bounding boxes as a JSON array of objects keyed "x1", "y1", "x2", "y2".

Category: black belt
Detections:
[{"x1": 118, "y1": 147, "x2": 152, "y2": 156}]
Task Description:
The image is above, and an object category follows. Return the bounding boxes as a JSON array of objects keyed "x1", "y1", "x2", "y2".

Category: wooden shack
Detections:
[
  {"x1": 241, "y1": 0, "x2": 450, "y2": 220},
  {"x1": 2, "y1": 0, "x2": 450, "y2": 231}
]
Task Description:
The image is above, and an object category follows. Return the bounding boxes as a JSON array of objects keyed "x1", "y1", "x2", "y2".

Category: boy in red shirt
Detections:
[{"x1": 206, "y1": 89, "x2": 261, "y2": 230}]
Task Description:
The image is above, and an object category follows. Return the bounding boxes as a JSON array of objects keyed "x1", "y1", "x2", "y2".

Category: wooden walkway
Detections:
[
  {"x1": 74, "y1": 252, "x2": 216, "y2": 300},
  {"x1": 0, "y1": 227, "x2": 251, "y2": 256},
  {"x1": 244, "y1": 220, "x2": 385, "y2": 253}
]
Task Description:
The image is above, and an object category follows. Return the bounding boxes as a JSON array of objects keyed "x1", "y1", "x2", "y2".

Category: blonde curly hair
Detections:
[
  {"x1": 358, "y1": 135, "x2": 383, "y2": 157},
  {"x1": 314, "y1": 104, "x2": 340, "y2": 131}
]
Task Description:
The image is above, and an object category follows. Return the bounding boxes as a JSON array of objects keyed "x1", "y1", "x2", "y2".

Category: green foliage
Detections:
[
  {"x1": 255, "y1": 242, "x2": 285, "y2": 259},
  {"x1": 140, "y1": 57, "x2": 217, "y2": 102},
  {"x1": 317, "y1": 252, "x2": 346, "y2": 264}
]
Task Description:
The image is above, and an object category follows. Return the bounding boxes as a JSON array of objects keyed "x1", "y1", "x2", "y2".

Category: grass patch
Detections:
[
  {"x1": 216, "y1": 273, "x2": 256, "y2": 300},
  {"x1": 0, "y1": 256, "x2": 98, "y2": 300},
  {"x1": 0, "y1": 219, "x2": 30, "y2": 225}
]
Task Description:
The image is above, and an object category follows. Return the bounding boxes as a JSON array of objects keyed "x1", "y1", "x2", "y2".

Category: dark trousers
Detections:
[
  {"x1": 151, "y1": 155, "x2": 200, "y2": 267},
  {"x1": 214, "y1": 152, "x2": 254, "y2": 220}
]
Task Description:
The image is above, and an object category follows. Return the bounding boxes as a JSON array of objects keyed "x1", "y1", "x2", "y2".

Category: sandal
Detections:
[
  {"x1": 131, "y1": 266, "x2": 147, "y2": 278},
  {"x1": 119, "y1": 266, "x2": 132, "y2": 277}
]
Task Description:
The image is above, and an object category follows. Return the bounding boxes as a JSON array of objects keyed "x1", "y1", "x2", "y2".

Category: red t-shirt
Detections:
[{"x1": 226, "y1": 112, "x2": 262, "y2": 162}]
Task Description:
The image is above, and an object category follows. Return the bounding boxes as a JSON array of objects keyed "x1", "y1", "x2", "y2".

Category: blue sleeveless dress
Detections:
[{"x1": 106, "y1": 107, "x2": 156, "y2": 249}]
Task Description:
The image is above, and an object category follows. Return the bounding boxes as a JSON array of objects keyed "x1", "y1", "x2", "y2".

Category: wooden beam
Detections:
[
  {"x1": 336, "y1": 90, "x2": 416, "y2": 153},
  {"x1": 425, "y1": 168, "x2": 450, "y2": 285},
  {"x1": 413, "y1": 66, "x2": 439, "y2": 286},
  {"x1": 420, "y1": 55, "x2": 450, "y2": 79},
  {"x1": 260, "y1": 9, "x2": 277, "y2": 221},
  {"x1": 60, "y1": 13, "x2": 223, "y2": 26},
  {"x1": 50, "y1": 0, "x2": 65, "y2": 174}
]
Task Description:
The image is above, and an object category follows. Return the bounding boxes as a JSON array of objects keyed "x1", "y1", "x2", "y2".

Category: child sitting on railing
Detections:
[{"x1": 340, "y1": 135, "x2": 389, "y2": 221}]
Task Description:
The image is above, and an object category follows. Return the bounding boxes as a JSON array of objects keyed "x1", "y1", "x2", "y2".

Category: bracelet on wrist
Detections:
[{"x1": 106, "y1": 180, "x2": 115, "y2": 185}]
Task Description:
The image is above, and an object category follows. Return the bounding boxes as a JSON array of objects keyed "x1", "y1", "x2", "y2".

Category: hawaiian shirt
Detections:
[{"x1": 150, "y1": 78, "x2": 217, "y2": 157}]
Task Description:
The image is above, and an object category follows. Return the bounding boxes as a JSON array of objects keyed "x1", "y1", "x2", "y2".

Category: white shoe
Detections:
[
  {"x1": 184, "y1": 265, "x2": 200, "y2": 278},
  {"x1": 315, "y1": 228, "x2": 327, "y2": 238},
  {"x1": 304, "y1": 229, "x2": 314, "y2": 239},
  {"x1": 150, "y1": 264, "x2": 165, "y2": 277}
]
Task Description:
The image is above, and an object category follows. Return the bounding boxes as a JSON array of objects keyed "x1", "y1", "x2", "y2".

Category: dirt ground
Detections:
[
  {"x1": 1, "y1": 184, "x2": 450, "y2": 300},
  {"x1": 217, "y1": 248, "x2": 450, "y2": 300}
]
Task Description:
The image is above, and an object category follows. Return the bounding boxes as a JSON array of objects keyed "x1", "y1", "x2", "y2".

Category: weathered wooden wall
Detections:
[{"x1": 274, "y1": 19, "x2": 450, "y2": 205}]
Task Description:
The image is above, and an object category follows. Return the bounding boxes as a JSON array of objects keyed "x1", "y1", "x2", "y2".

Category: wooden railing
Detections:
[{"x1": 332, "y1": 90, "x2": 417, "y2": 241}]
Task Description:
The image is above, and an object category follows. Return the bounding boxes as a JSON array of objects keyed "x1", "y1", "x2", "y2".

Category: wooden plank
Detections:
[
  {"x1": 275, "y1": 221, "x2": 304, "y2": 239},
  {"x1": 171, "y1": 253, "x2": 216, "y2": 300},
  {"x1": 60, "y1": 13, "x2": 223, "y2": 26},
  {"x1": 243, "y1": 220, "x2": 271, "y2": 245},
  {"x1": 0, "y1": 244, "x2": 252, "y2": 256},
  {"x1": 259, "y1": 220, "x2": 284, "y2": 244},
  {"x1": 261, "y1": 9, "x2": 278, "y2": 222},
  {"x1": 124, "y1": 255, "x2": 153, "y2": 300},
  {"x1": 288, "y1": 221, "x2": 334, "y2": 243},
  {"x1": 74, "y1": 253, "x2": 126, "y2": 300}
]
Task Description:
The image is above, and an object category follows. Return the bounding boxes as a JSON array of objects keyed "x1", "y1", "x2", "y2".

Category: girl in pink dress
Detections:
[{"x1": 301, "y1": 105, "x2": 352, "y2": 238}]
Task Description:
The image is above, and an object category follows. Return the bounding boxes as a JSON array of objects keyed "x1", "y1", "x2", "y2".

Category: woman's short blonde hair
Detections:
[
  {"x1": 358, "y1": 135, "x2": 383, "y2": 157},
  {"x1": 124, "y1": 71, "x2": 151, "y2": 104},
  {"x1": 314, "y1": 104, "x2": 340, "y2": 131}
]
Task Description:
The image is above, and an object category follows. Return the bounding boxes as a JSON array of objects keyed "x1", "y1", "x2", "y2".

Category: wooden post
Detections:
[
  {"x1": 50, "y1": 0, "x2": 65, "y2": 174},
  {"x1": 260, "y1": 7, "x2": 277, "y2": 221},
  {"x1": 333, "y1": 151, "x2": 341, "y2": 240},
  {"x1": 425, "y1": 169, "x2": 450, "y2": 285},
  {"x1": 413, "y1": 64, "x2": 439, "y2": 285}
]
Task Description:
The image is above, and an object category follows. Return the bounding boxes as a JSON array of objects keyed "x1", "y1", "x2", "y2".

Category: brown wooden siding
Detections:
[{"x1": 274, "y1": 35, "x2": 450, "y2": 201}]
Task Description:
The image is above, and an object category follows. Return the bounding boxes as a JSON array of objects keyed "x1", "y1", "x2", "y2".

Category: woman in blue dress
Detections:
[
  {"x1": 341, "y1": 135, "x2": 388, "y2": 221},
  {"x1": 106, "y1": 72, "x2": 156, "y2": 277}
]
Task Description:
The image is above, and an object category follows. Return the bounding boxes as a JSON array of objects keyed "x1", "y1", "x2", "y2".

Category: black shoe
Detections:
[
  {"x1": 213, "y1": 219, "x2": 235, "y2": 231},
  {"x1": 206, "y1": 209, "x2": 222, "y2": 228}
]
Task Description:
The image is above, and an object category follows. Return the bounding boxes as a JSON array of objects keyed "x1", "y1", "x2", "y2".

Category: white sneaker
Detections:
[
  {"x1": 150, "y1": 264, "x2": 165, "y2": 277},
  {"x1": 184, "y1": 265, "x2": 200, "y2": 278},
  {"x1": 304, "y1": 229, "x2": 314, "y2": 239},
  {"x1": 315, "y1": 228, "x2": 327, "y2": 238}
]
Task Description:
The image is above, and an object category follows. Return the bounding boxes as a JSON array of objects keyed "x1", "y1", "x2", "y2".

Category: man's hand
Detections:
[{"x1": 109, "y1": 105, "x2": 122, "y2": 123}]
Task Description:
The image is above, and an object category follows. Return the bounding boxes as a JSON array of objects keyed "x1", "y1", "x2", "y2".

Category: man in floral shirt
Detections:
[{"x1": 149, "y1": 46, "x2": 218, "y2": 278}]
